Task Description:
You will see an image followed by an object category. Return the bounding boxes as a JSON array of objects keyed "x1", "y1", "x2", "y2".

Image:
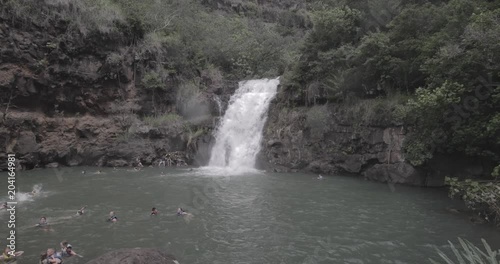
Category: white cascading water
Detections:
[
  {"x1": 208, "y1": 78, "x2": 280, "y2": 169},
  {"x1": 213, "y1": 95, "x2": 223, "y2": 116}
]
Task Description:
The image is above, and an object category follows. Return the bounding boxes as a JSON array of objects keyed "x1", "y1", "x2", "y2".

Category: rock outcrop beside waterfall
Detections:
[
  {"x1": 259, "y1": 88, "x2": 493, "y2": 187},
  {"x1": 0, "y1": 11, "x2": 229, "y2": 170}
]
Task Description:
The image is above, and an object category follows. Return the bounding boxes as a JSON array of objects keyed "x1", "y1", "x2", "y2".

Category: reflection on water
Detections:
[{"x1": 0, "y1": 167, "x2": 499, "y2": 264}]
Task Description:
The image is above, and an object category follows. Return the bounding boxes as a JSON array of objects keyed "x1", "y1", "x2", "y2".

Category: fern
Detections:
[{"x1": 430, "y1": 238, "x2": 500, "y2": 264}]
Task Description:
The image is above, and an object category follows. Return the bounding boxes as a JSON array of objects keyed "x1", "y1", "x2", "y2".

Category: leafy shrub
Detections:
[
  {"x1": 446, "y1": 176, "x2": 500, "y2": 225},
  {"x1": 142, "y1": 113, "x2": 181, "y2": 127},
  {"x1": 116, "y1": 130, "x2": 135, "y2": 142},
  {"x1": 3, "y1": 0, "x2": 125, "y2": 35},
  {"x1": 142, "y1": 71, "x2": 166, "y2": 91},
  {"x1": 184, "y1": 126, "x2": 206, "y2": 150},
  {"x1": 105, "y1": 52, "x2": 123, "y2": 67}
]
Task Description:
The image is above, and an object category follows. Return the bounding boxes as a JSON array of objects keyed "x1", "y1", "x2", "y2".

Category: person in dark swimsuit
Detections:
[
  {"x1": 107, "y1": 211, "x2": 118, "y2": 222},
  {"x1": 177, "y1": 208, "x2": 187, "y2": 216},
  {"x1": 77, "y1": 206, "x2": 86, "y2": 215},
  {"x1": 60, "y1": 244, "x2": 77, "y2": 258},
  {"x1": 151, "y1": 207, "x2": 159, "y2": 216}
]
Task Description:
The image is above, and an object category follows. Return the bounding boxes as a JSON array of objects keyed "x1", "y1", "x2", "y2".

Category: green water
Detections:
[{"x1": 1, "y1": 167, "x2": 499, "y2": 264}]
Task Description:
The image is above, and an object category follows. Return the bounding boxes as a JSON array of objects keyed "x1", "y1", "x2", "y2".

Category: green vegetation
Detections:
[
  {"x1": 142, "y1": 113, "x2": 181, "y2": 127},
  {"x1": 3, "y1": 0, "x2": 500, "y2": 236},
  {"x1": 430, "y1": 238, "x2": 500, "y2": 264},
  {"x1": 284, "y1": 0, "x2": 500, "y2": 166},
  {"x1": 4, "y1": 0, "x2": 305, "y2": 79},
  {"x1": 277, "y1": 0, "x2": 500, "y2": 222},
  {"x1": 446, "y1": 173, "x2": 500, "y2": 226},
  {"x1": 184, "y1": 126, "x2": 206, "y2": 151},
  {"x1": 142, "y1": 69, "x2": 168, "y2": 114},
  {"x1": 116, "y1": 130, "x2": 135, "y2": 143}
]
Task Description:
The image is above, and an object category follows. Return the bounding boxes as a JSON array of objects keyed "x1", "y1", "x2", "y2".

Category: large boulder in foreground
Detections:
[{"x1": 86, "y1": 248, "x2": 179, "y2": 264}]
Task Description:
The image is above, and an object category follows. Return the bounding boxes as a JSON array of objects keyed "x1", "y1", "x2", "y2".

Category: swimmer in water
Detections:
[
  {"x1": 1, "y1": 247, "x2": 13, "y2": 262},
  {"x1": 1, "y1": 247, "x2": 24, "y2": 262},
  {"x1": 39, "y1": 251, "x2": 48, "y2": 264},
  {"x1": 60, "y1": 243, "x2": 78, "y2": 258},
  {"x1": 1, "y1": 202, "x2": 7, "y2": 209},
  {"x1": 151, "y1": 207, "x2": 158, "y2": 216},
  {"x1": 177, "y1": 208, "x2": 188, "y2": 216},
  {"x1": 107, "y1": 211, "x2": 118, "y2": 222},
  {"x1": 317, "y1": 174, "x2": 324, "y2": 180},
  {"x1": 81, "y1": 170, "x2": 86, "y2": 174},
  {"x1": 0, "y1": 248, "x2": 13, "y2": 263},
  {"x1": 60, "y1": 241, "x2": 69, "y2": 252},
  {"x1": 77, "y1": 206, "x2": 86, "y2": 215},
  {"x1": 36, "y1": 216, "x2": 48, "y2": 227},
  {"x1": 43, "y1": 248, "x2": 62, "y2": 264}
]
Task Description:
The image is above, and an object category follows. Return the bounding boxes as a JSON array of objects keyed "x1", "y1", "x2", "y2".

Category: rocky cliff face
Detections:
[
  {"x1": 259, "y1": 87, "x2": 494, "y2": 186},
  {"x1": 0, "y1": 10, "x2": 227, "y2": 170}
]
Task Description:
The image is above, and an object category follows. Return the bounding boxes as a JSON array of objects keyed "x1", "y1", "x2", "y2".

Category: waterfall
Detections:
[
  {"x1": 208, "y1": 77, "x2": 279, "y2": 169},
  {"x1": 213, "y1": 95, "x2": 223, "y2": 116}
]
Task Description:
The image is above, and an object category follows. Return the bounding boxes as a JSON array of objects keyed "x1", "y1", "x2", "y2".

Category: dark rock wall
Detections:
[
  {"x1": 0, "y1": 10, "x2": 226, "y2": 170},
  {"x1": 259, "y1": 87, "x2": 493, "y2": 186}
]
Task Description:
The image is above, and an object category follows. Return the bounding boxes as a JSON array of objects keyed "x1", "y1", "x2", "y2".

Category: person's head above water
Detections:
[
  {"x1": 46, "y1": 248, "x2": 55, "y2": 256},
  {"x1": 40, "y1": 216, "x2": 47, "y2": 223},
  {"x1": 108, "y1": 211, "x2": 118, "y2": 222}
]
